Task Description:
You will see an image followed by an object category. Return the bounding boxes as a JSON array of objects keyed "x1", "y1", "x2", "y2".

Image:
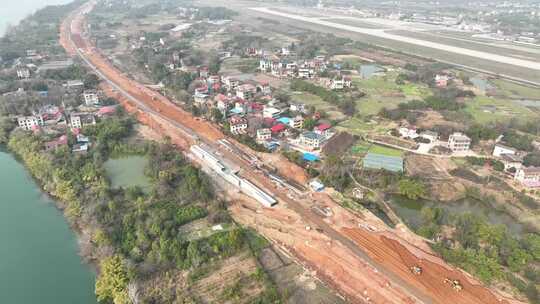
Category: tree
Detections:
[
  {"x1": 302, "y1": 117, "x2": 316, "y2": 130},
  {"x1": 398, "y1": 179, "x2": 426, "y2": 200},
  {"x1": 95, "y1": 255, "x2": 130, "y2": 304},
  {"x1": 523, "y1": 152, "x2": 540, "y2": 167}
]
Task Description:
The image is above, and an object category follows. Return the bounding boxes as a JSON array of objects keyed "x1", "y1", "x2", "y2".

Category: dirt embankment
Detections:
[{"x1": 61, "y1": 3, "x2": 528, "y2": 303}]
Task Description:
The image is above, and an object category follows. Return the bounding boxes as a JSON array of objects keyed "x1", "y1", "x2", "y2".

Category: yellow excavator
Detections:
[{"x1": 444, "y1": 278, "x2": 463, "y2": 291}]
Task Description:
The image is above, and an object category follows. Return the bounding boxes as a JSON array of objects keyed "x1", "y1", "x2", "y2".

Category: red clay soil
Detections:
[
  {"x1": 343, "y1": 228, "x2": 518, "y2": 304},
  {"x1": 60, "y1": 4, "x2": 526, "y2": 304}
]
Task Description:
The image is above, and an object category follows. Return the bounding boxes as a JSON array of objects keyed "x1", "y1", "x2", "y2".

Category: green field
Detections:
[
  {"x1": 492, "y1": 79, "x2": 540, "y2": 99},
  {"x1": 352, "y1": 72, "x2": 430, "y2": 117},
  {"x1": 337, "y1": 117, "x2": 392, "y2": 135},
  {"x1": 464, "y1": 96, "x2": 539, "y2": 124},
  {"x1": 290, "y1": 92, "x2": 346, "y2": 120},
  {"x1": 351, "y1": 141, "x2": 403, "y2": 157}
]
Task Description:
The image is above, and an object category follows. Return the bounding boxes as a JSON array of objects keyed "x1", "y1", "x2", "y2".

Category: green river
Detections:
[{"x1": 0, "y1": 151, "x2": 96, "y2": 303}]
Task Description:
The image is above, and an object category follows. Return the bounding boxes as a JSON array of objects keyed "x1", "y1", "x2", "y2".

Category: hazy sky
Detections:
[{"x1": 0, "y1": 0, "x2": 72, "y2": 36}]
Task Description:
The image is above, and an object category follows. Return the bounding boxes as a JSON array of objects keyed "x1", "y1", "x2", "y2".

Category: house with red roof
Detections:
[
  {"x1": 44, "y1": 135, "x2": 68, "y2": 151},
  {"x1": 271, "y1": 123, "x2": 286, "y2": 134},
  {"x1": 314, "y1": 123, "x2": 333, "y2": 138}
]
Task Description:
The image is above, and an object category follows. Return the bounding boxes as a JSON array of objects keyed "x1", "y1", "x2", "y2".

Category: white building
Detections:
[
  {"x1": 229, "y1": 116, "x2": 248, "y2": 135},
  {"x1": 515, "y1": 167, "x2": 540, "y2": 188},
  {"x1": 263, "y1": 106, "x2": 281, "y2": 119},
  {"x1": 16, "y1": 68, "x2": 30, "y2": 79},
  {"x1": 83, "y1": 90, "x2": 100, "y2": 106},
  {"x1": 256, "y1": 128, "x2": 271, "y2": 143},
  {"x1": 493, "y1": 144, "x2": 517, "y2": 157},
  {"x1": 399, "y1": 127, "x2": 419, "y2": 139},
  {"x1": 290, "y1": 115, "x2": 304, "y2": 129},
  {"x1": 17, "y1": 115, "x2": 43, "y2": 131},
  {"x1": 70, "y1": 113, "x2": 96, "y2": 129},
  {"x1": 448, "y1": 132, "x2": 471, "y2": 152},
  {"x1": 420, "y1": 131, "x2": 438, "y2": 142},
  {"x1": 299, "y1": 131, "x2": 323, "y2": 150},
  {"x1": 236, "y1": 84, "x2": 256, "y2": 100}
]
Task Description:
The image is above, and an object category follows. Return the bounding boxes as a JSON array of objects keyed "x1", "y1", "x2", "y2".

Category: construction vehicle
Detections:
[
  {"x1": 410, "y1": 265, "x2": 422, "y2": 275},
  {"x1": 444, "y1": 278, "x2": 463, "y2": 291}
]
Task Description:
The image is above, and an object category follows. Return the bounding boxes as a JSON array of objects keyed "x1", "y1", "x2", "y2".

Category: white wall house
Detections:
[
  {"x1": 493, "y1": 144, "x2": 517, "y2": 157},
  {"x1": 448, "y1": 132, "x2": 471, "y2": 152},
  {"x1": 17, "y1": 115, "x2": 43, "y2": 130}
]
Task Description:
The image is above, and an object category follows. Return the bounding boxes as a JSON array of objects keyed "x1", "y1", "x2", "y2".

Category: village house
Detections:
[
  {"x1": 65, "y1": 80, "x2": 84, "y2": 92},
  {"x1": 256, "y1": 82, "x2": 271, "y2": 95},
  {"x1": 328, "y1": 77, "x2": 352, "y2": 90},
  {"x1": 16, "y1": 68, "x2": 30, "y2": 79},
  {"x1": 259, "y1": 59, "x2": 272, "y2": 72},
  {"x1": 289, "y1": 103, "x2": 307, "y2": 114},
  {"x1": 299, "y1": 131, "x2": 323, "y2": 151},
  {"x1": 72, "y1": 143, "x2": 89, "y2": 153},
  {"x1": 298, "y1": 68, "x2": 314, "y2": 79},
  {"x1": 256, "y1": 128, "x2": 272, "y2": 143},
  {"x1": 501, "y1": 154, "x2": 523, "y2": 172},
  {"x1": 229, "y1": 116, "x2": 248, "y2": 135},
  {"x1": 70, "y1": 113, "x2": 96, "y2": 129},
  {"x1": 236, "y1": 83, "x2": 257, "y2": 100},
  {"x1": 83, "y1": 90, "x2": 100, "y2": 107},
  {"x1": 420, "y1": 130, "x2": 438, "y2": 142},
  {"x1": 515, "y1": 167, "x2": 540, "y2": 188},
  {"x1": 263, "y1": 106, "x2": 281, "y2": 119},
  {"x1": 44, "y1": 135, "x2": 68, "y2": 151},
  {"x1": 222, "y1": 76, "x2": 240, "y2": 91},
  {"x1": 493, "y1": 144, "x2": 517, "y2": 157},
  {"x1": 314, "y1": 123, "x2": 333, "y2": 138},
  {"x1": 435, "y1": 74, "x2": 450, "y2": 87},
  {"x1": 290, "y1": 115, "x2": 304, "y2": 129},
  {"x1": 448, "y1": 132, "x2": 471, "y2": 152},
  {"x1": 17, "y1": 115, "x2": 44, "y2": 131},
  {"x1": 399, "y1": 126, "x2": 419, "y2": 139}
]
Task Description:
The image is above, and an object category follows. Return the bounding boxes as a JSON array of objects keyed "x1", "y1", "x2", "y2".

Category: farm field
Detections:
[
  {"x1": 290, "y1": 91, "x2": 346, "y2": 120},
  {"x1": 492, "y1": 79, "x2": 540, "y2": 100},
  {"x1": 352, "y1": 141, "x2": 403, "y2": 157},
  {"x1": 337, "y1": 117, "x2": 393, "y2": 135},
  {"x1": 464, "y1": 96, "x2": 540, "y2": 124}
]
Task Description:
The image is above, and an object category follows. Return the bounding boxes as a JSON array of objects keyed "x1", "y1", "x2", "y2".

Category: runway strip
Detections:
[{"x1": 251, "y1": 7, "x2": 540, "y2": 72}]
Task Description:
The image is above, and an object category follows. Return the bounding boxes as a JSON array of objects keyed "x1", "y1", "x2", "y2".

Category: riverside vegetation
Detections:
[{"x1": 7, "y1": 111, "x2": 282, "y2": 303}]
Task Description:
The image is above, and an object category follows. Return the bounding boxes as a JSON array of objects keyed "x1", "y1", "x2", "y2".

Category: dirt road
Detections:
[{"x1": 59, "y1": 3, "x2": 525, "y2": 303}]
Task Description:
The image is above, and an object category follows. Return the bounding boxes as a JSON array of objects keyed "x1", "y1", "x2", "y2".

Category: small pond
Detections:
[
  {"x1": 104, "y1": 156, "x2": 151, "y2": 191},
  {"x1": 470, "y1": 76, "x2": 494, "y2": 92},
  {"x1": 359, "y1": 64, "x2": 385, "y2": 79},
  {"x1": 387, "y1": 195, "x2": 527, "y2": 236}
]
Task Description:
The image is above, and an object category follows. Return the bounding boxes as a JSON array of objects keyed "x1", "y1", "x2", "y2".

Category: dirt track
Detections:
[{"x1": 59, "y1": 3, "x2": 526, "y2": 303}]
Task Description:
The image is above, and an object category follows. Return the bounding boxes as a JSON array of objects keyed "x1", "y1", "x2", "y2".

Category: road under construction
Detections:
[{"x1": 60, "y1": 2, "x2": 526, "y2": 303}]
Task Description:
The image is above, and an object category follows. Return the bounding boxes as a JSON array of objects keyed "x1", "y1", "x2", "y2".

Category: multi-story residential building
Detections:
[
  {"x1": 70, "y1": 113, "x2": 96, "y2": 129},
  {"x1": 16, "y1": 68, "x2": 30, "y2": 79},
  {"x1": 515, "y1": 167, "x2": 540, "y2": 188},
  {"x1": 83, "y1": 90, "x2": 100, "y2": 106},
  {"x1": 299, "y1": 131, "x2": 323, "y2": 151},
  {"x1": 263, "y1": 106, "x2": 281, "y2": 119},
  {"x1": 256, "y1": 128, "x2": 272, "y2": 143},
  {"x1": 17, "y1": 115, "x2": 44, "y2": 130},
  {"x1": 448, "y1": 132, "x2": 471, "y2": 152},
  {"x1": 236, "y1": 84, "x2": 257, "y2": 100},
  {"x1": 229, "y1": 116, "x2": 248, "y2": 135},
  {"x1": 290, "y1": 115, "x2": 304, "y2": 129}
]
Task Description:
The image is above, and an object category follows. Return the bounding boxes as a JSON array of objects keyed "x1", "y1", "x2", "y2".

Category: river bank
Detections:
[{"x1": 0, "y1": 148, "x2": 96, "y2": 303}]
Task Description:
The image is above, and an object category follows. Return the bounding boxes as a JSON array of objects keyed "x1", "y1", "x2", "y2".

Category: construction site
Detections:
[{"x1": 59, "y1": 1, "x2": 527, "y2": 303}]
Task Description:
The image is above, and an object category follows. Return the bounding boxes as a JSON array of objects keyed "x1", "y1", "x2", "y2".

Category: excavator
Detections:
[
  {"x1": 444, "y1": 278, "x2": 463, "y2": 291},
  {"x1": 410, "y1": 265, "x2": 422, "y2": 275}
]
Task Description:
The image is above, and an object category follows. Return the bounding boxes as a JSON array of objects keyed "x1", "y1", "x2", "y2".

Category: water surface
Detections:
[
  {"x1": 388, "y1": 195, "x2": 526, "y2": 235},
  {"x1": 0, "y1": 151, "x2": 96, "y2": 303},
  {"x1": 0, "y1": 0, "x2": 72, "y2": 36},
  {"x1": 104, "y1": 155, "x2": 151, "y2": 191}
]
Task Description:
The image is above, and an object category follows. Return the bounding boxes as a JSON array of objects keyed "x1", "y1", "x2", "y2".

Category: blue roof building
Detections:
[
  {"x1": 277, "y1": 117, "x2": 290, "y2": 125},
  {"x1": 303, "y1": 152, "x2": 320, "y2": 162}
]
